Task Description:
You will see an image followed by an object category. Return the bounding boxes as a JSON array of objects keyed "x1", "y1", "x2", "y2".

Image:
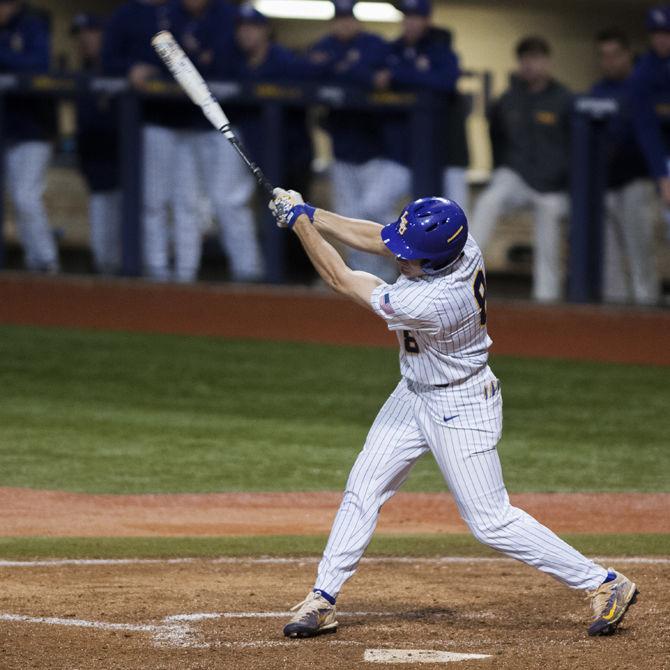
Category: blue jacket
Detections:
[
  {"x1": 232, "y1": 44, "x2": 313, "y2": 178},
  {"x1": 102, "y1": 0, "x2": 186, "y2": 128},
  {"x1": 102, "y1": 0, "x2": 171, "y2": 78},
  {"x1": 0, "y1": 7, "x2": 55, "y2": 142},
  {"x1": 168, "y1": 0, "x2": 238, "y2": 130},
  {"x1": 380, "y1": 28, "x2": 467, "y2": 167},
  {"x1": 170, "y1": 0, "x2": 237, "y2": 80},
  {"x1": 629, "y1": 50, "x2": 670, "y2": 179},
  {"x1": 590, "y1": 77, "x2": 648, "y2": 189},
  {"x1": 307, "y1": 31, "x2": 389, "y2": 164},
  {"x1": 386, "y1": 27, "x2": 460, "y2": 93}
]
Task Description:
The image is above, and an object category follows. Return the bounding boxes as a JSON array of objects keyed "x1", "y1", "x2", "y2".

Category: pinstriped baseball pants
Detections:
[
  {"x1": 315, "y1": 369, "x2": 607, "y2": 597},
  {"x1": 6, "y1": 141, "x2": 58, "y2": 270}
]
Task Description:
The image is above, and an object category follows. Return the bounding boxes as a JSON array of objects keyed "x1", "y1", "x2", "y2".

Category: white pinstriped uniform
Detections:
[{"x1": 314, "y1": 235, "x2": 607, "y2": 598}]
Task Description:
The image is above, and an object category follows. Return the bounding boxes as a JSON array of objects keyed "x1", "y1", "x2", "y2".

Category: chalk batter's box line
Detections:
[{"x1": 0, "y1": 555, "x2": 667, "y2": 568}]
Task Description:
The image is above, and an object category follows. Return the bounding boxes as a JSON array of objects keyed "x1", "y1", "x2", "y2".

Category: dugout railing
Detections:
[
  {"x1": 0, "y1": 72, "x2": 493, "y2": 283},
  {"x1": 0, "y1": 75, "x2": 626, "y2": 301}
]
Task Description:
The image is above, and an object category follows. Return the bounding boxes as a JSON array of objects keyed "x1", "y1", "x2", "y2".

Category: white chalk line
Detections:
[
  {"x1": 0, "y1": 610, "x2": 495, "y2": 662},
  {"x1": 0, "y1": 555, "x2": 667, "y2": 568},
  {"x1": 0, "y1": 610, "x2": 401, "y2": 650}
]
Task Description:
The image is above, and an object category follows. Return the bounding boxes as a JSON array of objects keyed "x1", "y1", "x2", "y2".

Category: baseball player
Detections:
[
  {"x1": 269, "y1": 188, "x2": 638, "y2": 639},
  {"x1": 170, "y1": 0, "x2": 266, "y2": 283},
  {"x1": 631, "y1": 6, "x2": 670, "y2": 238},
  {"x1": 72, "y1": 13, "x2": 121, "y2": 276},
  {"x1": 103, "y1": 0, "x2": 204, "y2": 283},
  {"x1": 306, "y1": 0, "x2": 397, "y2": 282},
  {"x1": 469, "y1": 36, "x2": 572, "y2": 303},
  {"x1": 591, "y1": 29, "x2": 658, "y2": 305},
  {"x1": 0, "y1": 0, "x2": 58, "y2": 272}
]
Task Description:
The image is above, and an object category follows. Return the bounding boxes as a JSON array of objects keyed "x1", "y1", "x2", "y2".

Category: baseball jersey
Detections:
[{"x1": 370, "y1": 235, "x2": 491, "y2": 385}]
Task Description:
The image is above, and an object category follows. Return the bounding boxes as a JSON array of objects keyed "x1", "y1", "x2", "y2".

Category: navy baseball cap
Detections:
[
  {"x1": 237, "y1": 3, "x2": 269, "y2": 24},
  {"x1": 333, "y1": 0, "x2": 355, "y2": 17},
  {"x1": 647, "y1": 5, "x2": 670, "y2": 32},
  {"x1": 400, "y1": 0, "x2": 432, "y2": 17},
  {"x1": 70, "y1": 13, "x2": 104, "y2": 35}
]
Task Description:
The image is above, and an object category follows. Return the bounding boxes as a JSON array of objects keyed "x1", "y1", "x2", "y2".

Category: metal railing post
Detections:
[
  {"x1": 119, "y1": 91, "x2": 142, "y2": 276},
  {"x1": 410, "y1": 93, "x2": 439, "y2": 198},
  {"x1": 261, "y1": 102, "x2": 284, "y2": 284}
]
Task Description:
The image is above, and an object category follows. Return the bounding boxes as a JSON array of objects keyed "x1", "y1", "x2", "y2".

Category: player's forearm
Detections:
[
  {"x1": 312, "y1": 209, "x2": 391, "y2": 256},
  {"x1": 293, "y1": 216, "x2": 353, "y2": 292}
]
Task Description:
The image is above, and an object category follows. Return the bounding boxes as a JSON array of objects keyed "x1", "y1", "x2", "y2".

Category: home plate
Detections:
[{"x1": 364, "y1": 649, "x2": 491, "y2": 664}]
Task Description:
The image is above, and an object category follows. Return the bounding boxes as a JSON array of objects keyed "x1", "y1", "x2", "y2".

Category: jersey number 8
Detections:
[
  {"x1": 473, "y1": 269, "x2": 487, "y2": 326},
  {"x1": 403, "y1": 330, "x2": 420, "y2": 354}
]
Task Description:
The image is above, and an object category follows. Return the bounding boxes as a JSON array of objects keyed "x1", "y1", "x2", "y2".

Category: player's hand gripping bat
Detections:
[{"x1": 151, "y1": 30, "x2": 274, "y2": 197}]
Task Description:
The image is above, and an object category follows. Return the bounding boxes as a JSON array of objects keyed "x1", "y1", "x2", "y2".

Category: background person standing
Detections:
[
  {"x1": 71, "y1": 12, "x2": 121, "y2": 276},
  {"x1": 469, "y1": 36, "x2": 572, "y2": 302},
  {"x1": 591, "y1": 29, "x2": 658, "y2": 305},
  {"x1": 0, "y1": 0, "x2": 57, "y2": 273}
]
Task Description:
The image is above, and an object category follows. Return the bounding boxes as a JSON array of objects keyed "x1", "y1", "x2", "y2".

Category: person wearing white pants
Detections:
[
  {"x1": 470, "y1": 167, "x2": 568, "y2": 302},
  {"x1": 73, "y1": 12, "x2": 122, "y2": 276},
  {"x1": 1, "y1": 2, "x2": 57, "y2": 272},
  {"x1": 603, "y1": 180, "x2": 658, "y2": 304},
  {"x1": 470, "y1": 36, "x2": 572, "y2": 302},
  {"x1": 172, "y1": 129, "x2": 263, "y2": 282},
  {"x1": 592, "y1": 30, "x2": 660, "y2": 305},
  {"x1": 5, "y1": 141, "x2": 58, "y2": 271},
  {"x1": 89, "y1": 191, "x2": 121, "y2": 274},
  {"x1": 330, "y1": 159, "x2": 407, "y2": 282},
  {"x1": 268, "y1": 187, "x2": 638, "y2": 641},
  {"x1": 142, "y1": 124, "x2": 203, "y2": 282}
]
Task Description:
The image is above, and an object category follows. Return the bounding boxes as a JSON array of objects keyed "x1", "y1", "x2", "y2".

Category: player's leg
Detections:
[
  {"x1": 531, "y1": 191, "x2": 568, "y2": 302},
  {"x1": 469, "y1": 167, "x2": 529, "y2": 252},
  {"x1": 354, "y1": 158, "x2": 408, "y2": 282},
  {"x1": 601, "y1": 189, "x2": 630, "y2": 303},
  {"x1": 315, "y1": 380, "x2": 428, "y2": 596},
  {"x1": 285, "y1": 381, "x2": 429, "y2": 638},
  {"x1": 414, "y1": 374, "x2": 608, "y2": 591},
  {"x1": 619, "y1": 179, "x2": 659, "y2": 305},
  {"x1": 89, "y1": 190, "x2": 122, "y2": 275},
  {"x1": 200, "y1": 130, "x2": 264, "y2": 282},
  {"x1": 442, "y1": 166, "x2": 469, "y2": 216},
  {"x1": 335, "y1": 159, "x2": 396, "y2": 282},
  {"x1": 142, "y1": 124, "x2": 174, "y2": 281},
  {"x1": 6, "y1": 141, "x2": 58, "y2": 272},
  {"x1": 172, "y1": 131, "x2": 203, "y2": 283}
]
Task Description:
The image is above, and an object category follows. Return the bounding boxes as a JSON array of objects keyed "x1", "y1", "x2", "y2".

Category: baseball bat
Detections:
[{"x1": 151, "y1": 30, "x2": 274, "y2": 197}]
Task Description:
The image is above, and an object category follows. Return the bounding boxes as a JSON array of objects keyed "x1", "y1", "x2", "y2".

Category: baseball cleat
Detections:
[
  {"x1": 283, "y1": 591, "x2": 338, "y2": 638},
  {"x1": 587, "y1": 569, "x2": 639, "y2": 636}
]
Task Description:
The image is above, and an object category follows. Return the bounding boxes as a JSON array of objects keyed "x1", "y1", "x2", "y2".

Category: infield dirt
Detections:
[
  {"x1": 1, "y1": 489, "x2": 670, "y2": 537},
  {"x1": 0, "y1": 558, "x2": 667, "y2": 670}
]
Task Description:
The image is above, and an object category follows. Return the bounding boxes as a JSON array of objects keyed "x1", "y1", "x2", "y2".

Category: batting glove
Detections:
[{"x1": 270, "y1": 188, "x2": 315, "y2": 229}]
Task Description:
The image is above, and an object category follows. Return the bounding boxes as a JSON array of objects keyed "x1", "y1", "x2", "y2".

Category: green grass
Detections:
[
  {"x1": 0, "y1": 534, "x2": 667, "y2": 560},
  {"x1": 0, "y1": 325, "x2": 668, "y2": 493}
]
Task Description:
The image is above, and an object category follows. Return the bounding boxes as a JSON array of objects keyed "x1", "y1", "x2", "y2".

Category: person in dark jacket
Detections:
[
  {"x1": 306, "y1": 0, "x2": 395, "y2": 281},
  {"x1": 591, "y1": 29, "x2": 658, "y2": 305},
  {"x1": 71, "y1": 13, "x2": 121, "y2": 276},
  {"x1": 229, "y1": 3, "x2": 314, "y2": 280},
  {"x1": 0, "y1": 0, "x2": 57, "y2": 272},
  {"x1": 470, "y1": 36, "x2": 572, "y2": 302},
  {"x1": 630, "y1": 5, "x2": 670, "y2": 240},
  {"x1": 373, "y1": 0, "x2": 470, "y2": 212}
]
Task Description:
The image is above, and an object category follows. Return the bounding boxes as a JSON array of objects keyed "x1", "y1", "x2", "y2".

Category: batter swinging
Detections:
[{"x1": 269, "y1": 188, "x2": 638, "y2": 639}]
